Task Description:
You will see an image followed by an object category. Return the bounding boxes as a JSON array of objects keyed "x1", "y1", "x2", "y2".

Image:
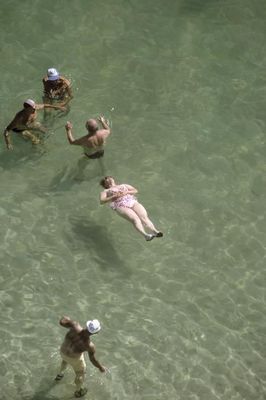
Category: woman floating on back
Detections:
[{"x1": 100, "y1": 176, "x2": 163, "y2": 241}]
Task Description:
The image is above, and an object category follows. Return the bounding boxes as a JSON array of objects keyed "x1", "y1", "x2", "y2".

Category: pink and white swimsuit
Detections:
[{"x1": 108, "y1": 185, "x2": 137, "y2": 210}]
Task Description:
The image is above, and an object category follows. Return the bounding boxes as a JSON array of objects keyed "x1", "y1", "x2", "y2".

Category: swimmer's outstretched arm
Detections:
[{"x1": 36, "y1": 103, "x2": 65, "y2": 112}]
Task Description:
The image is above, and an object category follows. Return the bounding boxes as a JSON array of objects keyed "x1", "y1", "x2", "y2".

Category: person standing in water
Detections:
[
  {"x1": 65, "y1": 116, "x2": 111, "y2": 159},
  {"x1": 55, "y1": 316, "x2": 106, "y2": 398},
  {"x1": 42, "y1": 67, "x2": 73, "y2": 108},
  {"x1": 99, "y1": 176, "x2": 163, "y2": 241},
  {"x1": 3, "y1": 99, "x2": 65, "y2": 149}
]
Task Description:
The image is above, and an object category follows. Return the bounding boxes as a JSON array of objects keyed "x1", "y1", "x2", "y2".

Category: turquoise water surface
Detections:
[{"x1": 1, "y1": 1, "x2": 266, "y2": 399}]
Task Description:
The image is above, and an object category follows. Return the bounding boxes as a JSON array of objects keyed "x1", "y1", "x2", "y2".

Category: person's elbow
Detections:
[
  {"x1": 67, "y1": 137, "x2": 75, "y2": 145},
  {"x1": 59, "y1": 316, "x2": 69, "y2": 326},
  {"x1": 100, "y1": 196, "x2": 106, "y2": 205}
]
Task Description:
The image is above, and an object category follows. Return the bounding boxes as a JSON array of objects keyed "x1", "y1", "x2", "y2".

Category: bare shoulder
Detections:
[
  {"x1": 99, "y1": 128, "x2": 110, "y2": 137},
  {"x1": 60, "y1": 76, "x2": 71, "y2": 86},
  {"x1": 60, "y1": 316, "x2": 82, "y2": 331},
  {"x1": 10, "y1": 110, "x2": 24, "y2": 123}
]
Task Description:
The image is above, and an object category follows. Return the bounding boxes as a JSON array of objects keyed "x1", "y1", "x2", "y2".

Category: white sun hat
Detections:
[
  {"x1": 86, "y1": 319, "x2": 101, "y2": 334},
  {"x1": 24, "y1": 99, "x2": 36, "y2": 109},
  {"x1": 47, "y1": 68, "x2": 59, "y2": 81}
]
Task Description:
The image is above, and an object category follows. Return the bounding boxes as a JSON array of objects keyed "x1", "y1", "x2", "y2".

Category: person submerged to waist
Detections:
[
  {"x1": 83, "y1": 144, "x2": 104, "y2": 157},
  {"x1": 65, "y1": 116, "x2": 111, "y2": 158}
]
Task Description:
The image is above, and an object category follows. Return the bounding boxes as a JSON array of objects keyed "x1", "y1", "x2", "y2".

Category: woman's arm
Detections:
[
  {"x1": 100, "y1": 190, "x2": 124, "y2": 205},
  {"x1": 100, "y1": 190, "x2": 115, "y2": 204},
  {"x1": 125, "y1": 184, "x2": 138, "y2": 195}
]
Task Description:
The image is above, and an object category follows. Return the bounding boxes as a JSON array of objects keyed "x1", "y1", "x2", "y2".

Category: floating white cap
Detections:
[
  {"x1": 86, "y1": 319, "x2": 101, "y2": 334},
  {"x1": 24, "y1": 99, "x2": 36, "y2": 109},
  {"x1": 47, "y1": 68, "x2": 59, "y2": 81}
]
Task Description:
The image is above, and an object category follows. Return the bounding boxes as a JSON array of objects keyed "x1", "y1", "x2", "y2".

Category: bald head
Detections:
[{"x1": 86, "y1": 119, "x2": 98, "y2": 134}]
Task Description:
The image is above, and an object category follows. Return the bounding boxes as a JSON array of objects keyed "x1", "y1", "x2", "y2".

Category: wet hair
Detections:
[{"x1": 100, "y1": 176, "x2": 115, "y2": 189}]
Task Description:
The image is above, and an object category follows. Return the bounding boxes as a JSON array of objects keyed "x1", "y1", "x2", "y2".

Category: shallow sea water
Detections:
[{"x1": 0, "y1": 0, "x2": 266, "y2": 399}]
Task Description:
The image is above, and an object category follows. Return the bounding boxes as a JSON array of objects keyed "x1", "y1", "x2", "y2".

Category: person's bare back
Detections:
[
  {"x1": 86, "y1": 129, "x2": 106, "y2": 149},
  {"x1": 65, "y1": 116, "x2": 111, "y2": 158},
  {"x1": 60, "y1": 322, "x2": 91, "y2": 357}
]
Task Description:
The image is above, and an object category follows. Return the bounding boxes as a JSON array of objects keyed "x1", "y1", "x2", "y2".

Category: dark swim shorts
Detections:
[
  {"x1": 12, "y1": 128, "x2": 24, "y2": 133},
  {"x1": 85, "y1": 150, "x2": 104, "y2": 159}
]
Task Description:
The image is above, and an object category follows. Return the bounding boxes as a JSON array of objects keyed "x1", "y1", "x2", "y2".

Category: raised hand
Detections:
[{"x1": 65, "y1": 121, "x2": 73, "y2": 130}]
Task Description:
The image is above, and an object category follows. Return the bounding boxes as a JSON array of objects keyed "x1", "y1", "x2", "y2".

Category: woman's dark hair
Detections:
[{"x1": 100, "y1": 176, "x2": 114, "y2": 189}]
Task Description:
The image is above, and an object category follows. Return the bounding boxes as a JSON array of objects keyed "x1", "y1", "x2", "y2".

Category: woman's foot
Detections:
[
  {"x1": 145, "y1": 234, "x2": 155, "y2": 241},
  {"x1": 155, "y1": 232, "x2": 163, "y2": 237},
  {"x1": 74, "y1": 388, "x2": 88, "y2": 398}
]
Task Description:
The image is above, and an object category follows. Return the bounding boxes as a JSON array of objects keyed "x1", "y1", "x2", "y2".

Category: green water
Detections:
[{"x1": 1, "y1": 0, "x2": 266, "y2": 399}]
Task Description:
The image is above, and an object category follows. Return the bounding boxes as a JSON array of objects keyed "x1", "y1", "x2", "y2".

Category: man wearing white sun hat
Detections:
[
  {"x1": 42, "y1": 67, "x2": 73, "y2": 108},
  {"x1": 55, "y1": 316, "x2": 106, "y2": 398},
  {"x1": 3, "y1": 98, "x2": 65, "y2": 149}
]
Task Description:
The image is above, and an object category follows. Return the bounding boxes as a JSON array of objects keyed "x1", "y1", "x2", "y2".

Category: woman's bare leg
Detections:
[
  {"x1": 132, "y1": 202, "x2": 161, "y2": 234},
  {"x1": 115, "y1": 207, "x2": 153, "y2": 240}
]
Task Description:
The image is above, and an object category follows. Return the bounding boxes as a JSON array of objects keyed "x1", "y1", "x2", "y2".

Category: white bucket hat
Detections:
[
  {"x1": 24, "y1": 99, "x2": 36, "y2": 109},
  {"x1": 86, "y1": 319, "x2": 101, "y2": 334},
  {"x1": 47, "y1": 68, "x2": 59, "y2": 81}
]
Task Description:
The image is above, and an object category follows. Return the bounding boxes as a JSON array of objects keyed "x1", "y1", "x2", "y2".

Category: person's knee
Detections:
[{"x1": 140, "y1": 216, "x2": 149, "y2": 226}]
